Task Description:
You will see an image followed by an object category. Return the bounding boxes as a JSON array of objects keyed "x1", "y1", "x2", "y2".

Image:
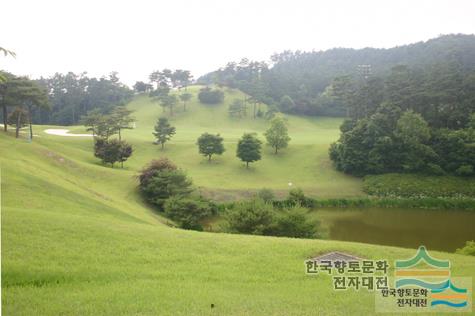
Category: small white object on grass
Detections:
[{"x1": 288, "y1": 182, "x2": 293, "y2": 187}]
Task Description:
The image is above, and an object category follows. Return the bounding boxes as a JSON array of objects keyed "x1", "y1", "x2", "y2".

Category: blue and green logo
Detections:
[{"x1": 395, "y1": 246, "x2": 470, "y2": 309}]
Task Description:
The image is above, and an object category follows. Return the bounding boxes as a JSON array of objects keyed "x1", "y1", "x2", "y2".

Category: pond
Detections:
[{"x1": 311, "y1": 208, "x2": 475, "y2": 252}]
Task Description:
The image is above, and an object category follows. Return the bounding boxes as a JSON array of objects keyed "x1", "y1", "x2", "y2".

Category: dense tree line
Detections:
[
  {"x1": 329, "y1": 64, "x2": 475, "y2": 176},
  {"x1": 199, "y1": 34, "x2": 475, "y2": 117},
  {"x1": 32, "y1": 72, "x2": 133, "y2": 125}
]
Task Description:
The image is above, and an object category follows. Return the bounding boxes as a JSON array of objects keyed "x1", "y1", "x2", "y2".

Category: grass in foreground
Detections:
[{"x1": 2, "y1": 130, "x2": 475, "y2": 315}]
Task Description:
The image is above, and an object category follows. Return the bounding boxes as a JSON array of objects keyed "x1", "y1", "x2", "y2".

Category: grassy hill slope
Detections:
[
  {"x1": 108, "y1": 86, "x2": 362, "y2": 199},
  {"x1": 2, "y1": 132, "x2": 475, "y2": 315}
]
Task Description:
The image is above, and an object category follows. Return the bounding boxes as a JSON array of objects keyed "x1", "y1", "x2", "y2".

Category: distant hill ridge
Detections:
[{"x1": 199, "y1": 34, "x2": 475, "y2": 116}]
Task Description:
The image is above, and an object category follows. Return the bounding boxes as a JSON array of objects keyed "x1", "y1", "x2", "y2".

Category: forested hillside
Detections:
[
  {"x1": 197, "y1": 34, "x2": 475, "y2": 178},
  {"x1": 0, "y1": 71, "x2": 133, "y2": 127},
  {"x1": 199, "y1": 34, "x2": 475, "y2": 116}
]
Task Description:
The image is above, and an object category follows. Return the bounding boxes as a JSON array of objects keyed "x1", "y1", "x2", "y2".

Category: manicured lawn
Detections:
[
  {"x1": 2, "y1": 132, "x2": 475, "y2": 315},
  {"x1": 2, "y1": 88, "x2": 474, "y2": 315},
  {"x1": 32, "y1": 86, "x2": 364, "y2": 199}
]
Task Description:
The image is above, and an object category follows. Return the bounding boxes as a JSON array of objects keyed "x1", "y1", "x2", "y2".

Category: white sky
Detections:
[{"x1": 1, "y1": 0, "x2": 474, "y2": 86}]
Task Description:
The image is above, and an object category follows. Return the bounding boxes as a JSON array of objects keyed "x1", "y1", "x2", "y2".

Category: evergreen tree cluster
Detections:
[
  {"x1": 33, "y1": 72, "x2": 133, "y2": 125},
  {"x1": 199, "y1": 34, "x2": 475, "y2": 117}
]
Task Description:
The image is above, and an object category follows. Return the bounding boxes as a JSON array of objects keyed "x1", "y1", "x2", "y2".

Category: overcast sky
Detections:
[{"x1": 1, "y1": 0, "x2": 474, "y2": 86}]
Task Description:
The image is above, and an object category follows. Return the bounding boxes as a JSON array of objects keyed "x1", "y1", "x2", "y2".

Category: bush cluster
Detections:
[
  {"x1": 138, "y1": 158, "x2": 216, "y2": 230},
  {"x1": 198, "y1": 87, "x2": 224, "y2": 104},
  {"x1": 164, "y1": 196, "x2": 217, "y2": 230},
  {"x1": 225, "y1": 198, "x2": 317, "y2": 238},
  {"x1": 138, "y1": 158, "x2": 193, "y2": 208}
]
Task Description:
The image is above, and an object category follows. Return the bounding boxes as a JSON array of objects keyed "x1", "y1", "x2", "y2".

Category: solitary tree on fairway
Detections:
[
  {"x1": 110, "y1": 106, "x2": 135, "y2": 141},
  {"x1": 197, "y1": 133, "x2": 225, "y2": 162},
  {"x1": 264, "y1": 117, "x2": 291, "y2": 154},
  {"x1": 117, "y1": 141, "x2": 133, "y2": 168},
  {"x1": 94, "y1": 138, "x2": 133, "y2": 168},
  {"x1": 7, "y1": 107, "x2": 29, "y2": 137},
  {"x1": 153, "y1": 117, "x2": 176, "y2": 149},
  {"x1": 236, "y1": 133, "x2": 262, "y2": 168},
  {"x1": 179, "y1": 92, "x2": 192, "y2": 111},
  {"x1": 80, "y1": 108, "x2": 103, "y2": 138},
  {"x1": 95, "y1": 115, "x2": 119, "y2": 140},
  {"x1": 110, "y1": 106, "x2": 135, "y2": 167},
  {"x1": 160, "y1": 94, "x2": 178, "y2": 116},
  {"x1": 24, "y1": 83, "x2": 49, "y2": 140}
]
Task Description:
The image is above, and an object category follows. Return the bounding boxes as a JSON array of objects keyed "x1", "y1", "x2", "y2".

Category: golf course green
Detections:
[{"x1": 1, "y1": 87, "x2": 474, "y2": 315}]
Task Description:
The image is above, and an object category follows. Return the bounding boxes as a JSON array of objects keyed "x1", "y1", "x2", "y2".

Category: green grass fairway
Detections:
[
  {"x1": 2, "y1": 88, "x2": 474, "y2": 315},
  {"x1": 35, "y1": 86, "x2": 364, "y2": 200},
  {"x1": 2, "y1": 132, "x2": 475, "y2": 315}
]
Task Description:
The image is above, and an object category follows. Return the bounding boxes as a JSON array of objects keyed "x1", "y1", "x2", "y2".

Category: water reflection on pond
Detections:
[{"x1": 311, "y1": 208, "x2": 475, "y2": 252}]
